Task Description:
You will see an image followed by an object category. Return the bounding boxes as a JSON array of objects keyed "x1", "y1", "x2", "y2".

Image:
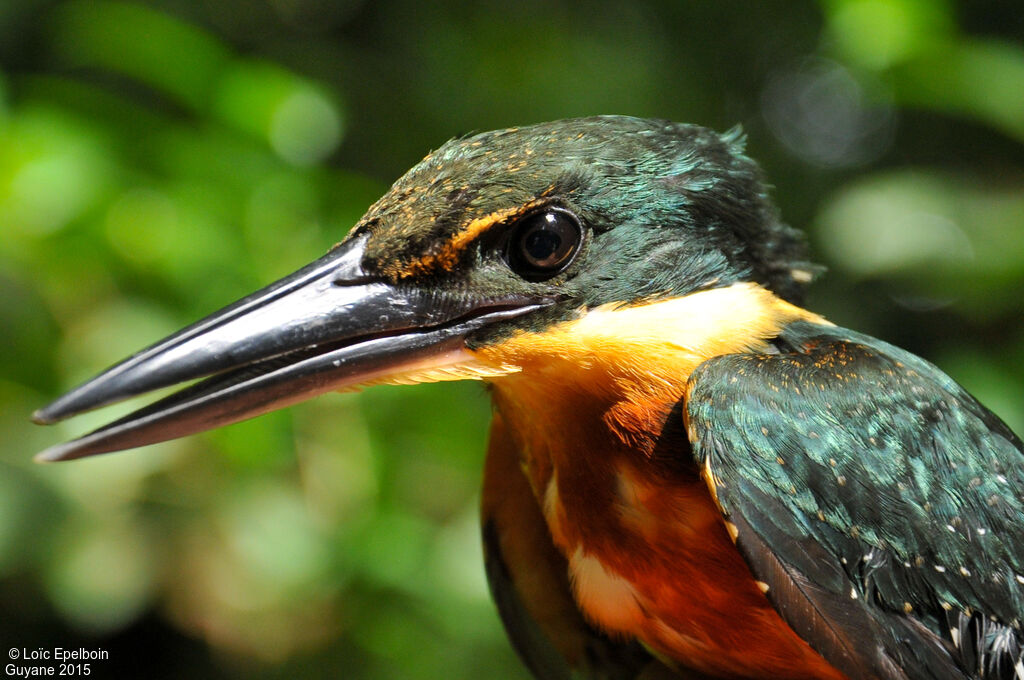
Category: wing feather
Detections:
[{"x1": 686, "y1": 321, "x2": 1024, "y2": 680}]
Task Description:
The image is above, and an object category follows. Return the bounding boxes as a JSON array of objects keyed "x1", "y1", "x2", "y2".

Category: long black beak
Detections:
[{"x1": 33, "y1": 234, "x2": 547, "y2": 462}]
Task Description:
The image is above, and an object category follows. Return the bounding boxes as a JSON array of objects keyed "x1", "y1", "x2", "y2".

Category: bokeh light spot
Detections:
[
  {"x1": 44, "y1": 520, "x2": 156, "y2": 633},
  {"x1": 269, "y1": 88, "x2": 343, "y2": 166},
  {"x1": 817, "y1": 172, "x2": 974, "y2": 276},
  {"x1": 0, "y1": 111, "x2": 112, "y2": 236},
  {"x1": 214, "y1": 60, "x2": 343, "y2": 166},
  {"x1": 105, "y1": 188, "x2": 179, "y2": 265},
  {"x1": 827, "y1": 0, "x2": 951, "y2": 70},
  {"x1": 762, "y1": 59, "x2": 895, "y2": 167}
]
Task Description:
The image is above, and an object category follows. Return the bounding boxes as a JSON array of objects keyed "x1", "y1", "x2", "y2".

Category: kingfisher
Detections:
[{"x1": 33, "y1": 116, "x2": 1024, "y2": 680}]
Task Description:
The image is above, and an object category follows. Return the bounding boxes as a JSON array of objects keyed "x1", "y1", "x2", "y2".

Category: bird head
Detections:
[{"x1": 33, "y1": 116, "x2": 816, "y2": 461}]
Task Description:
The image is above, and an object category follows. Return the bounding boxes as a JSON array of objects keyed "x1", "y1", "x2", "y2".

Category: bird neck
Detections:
[{"x1": 473, "y1": 283, "x2": 827, "y2": 546}]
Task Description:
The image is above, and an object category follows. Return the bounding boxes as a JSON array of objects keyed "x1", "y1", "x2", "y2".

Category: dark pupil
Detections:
[
  {"x1": 524, "y1": 229, "x2": 562, "y2": 264},
  {"x1": 508, "y1": 210, "x2": 581, "y2": 279}
]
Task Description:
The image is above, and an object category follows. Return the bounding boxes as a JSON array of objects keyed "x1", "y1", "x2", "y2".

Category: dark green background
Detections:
[{"x1": 1, "y1": 1, "x2": 1022, "y2": 677}]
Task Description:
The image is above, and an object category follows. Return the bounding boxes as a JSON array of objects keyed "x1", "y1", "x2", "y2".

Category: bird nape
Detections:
[{"x1": 33, "y1": 116, "x2": 1024, "y2": 680}]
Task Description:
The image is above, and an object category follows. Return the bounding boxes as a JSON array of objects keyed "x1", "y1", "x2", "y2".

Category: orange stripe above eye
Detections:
[{"x1": 388, "y1": 200, "x2": 545, "y2": 279}]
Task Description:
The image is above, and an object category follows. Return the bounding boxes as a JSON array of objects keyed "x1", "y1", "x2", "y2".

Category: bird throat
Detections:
[{"x1": 475, "y1": 282, "x2": 825, "y2": 463}]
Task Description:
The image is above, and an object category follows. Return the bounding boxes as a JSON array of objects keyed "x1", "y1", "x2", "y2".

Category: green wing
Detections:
[{"x1": 686, "y1": 321, "x2": 1024, "y2": 680}]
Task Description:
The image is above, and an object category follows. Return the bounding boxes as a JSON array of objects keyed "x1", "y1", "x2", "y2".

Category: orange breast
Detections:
[
  {"x1": 487, "y1": 384, "x2": 846, "y2": 680},
  {"x1": 567, "y1": 460, "x2": 846, "y2": 680}
]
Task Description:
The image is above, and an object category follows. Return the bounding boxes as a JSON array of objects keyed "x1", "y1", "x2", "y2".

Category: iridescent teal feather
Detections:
[{"x1": 688, "y1": 321, "x2": 1024, "y2": 680}]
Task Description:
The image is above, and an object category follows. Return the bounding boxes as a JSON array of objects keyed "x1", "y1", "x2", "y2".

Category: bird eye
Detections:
[{"x1": 506, "y1": 209, "x2": 583, "y2": 280}]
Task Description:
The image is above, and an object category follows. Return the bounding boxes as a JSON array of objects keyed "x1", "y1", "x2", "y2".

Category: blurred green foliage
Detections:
[{"x1": 1, "y1": 1, "x2": 1022, "y2": 678}]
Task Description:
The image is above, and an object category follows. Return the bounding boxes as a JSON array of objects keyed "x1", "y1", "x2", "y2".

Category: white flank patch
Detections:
[
  {"x1": 569, "y1": 547, "x2": 645, "y2": 632},
  {"x1": 614, "y1": 466, "x2": 663, "y2": 538},
  {"x1": 543, "y1": 474, "x2": 561, "y2": 530}
]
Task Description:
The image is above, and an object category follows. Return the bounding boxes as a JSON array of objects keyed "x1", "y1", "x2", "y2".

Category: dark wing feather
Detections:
[{"x1": 686, "y1": 321, "x2": 1024, "y2": 680}]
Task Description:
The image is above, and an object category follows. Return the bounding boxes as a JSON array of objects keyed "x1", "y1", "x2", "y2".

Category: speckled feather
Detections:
[{"x1": 687, "y1": 321, "x2": 1024, "y2": 680}]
